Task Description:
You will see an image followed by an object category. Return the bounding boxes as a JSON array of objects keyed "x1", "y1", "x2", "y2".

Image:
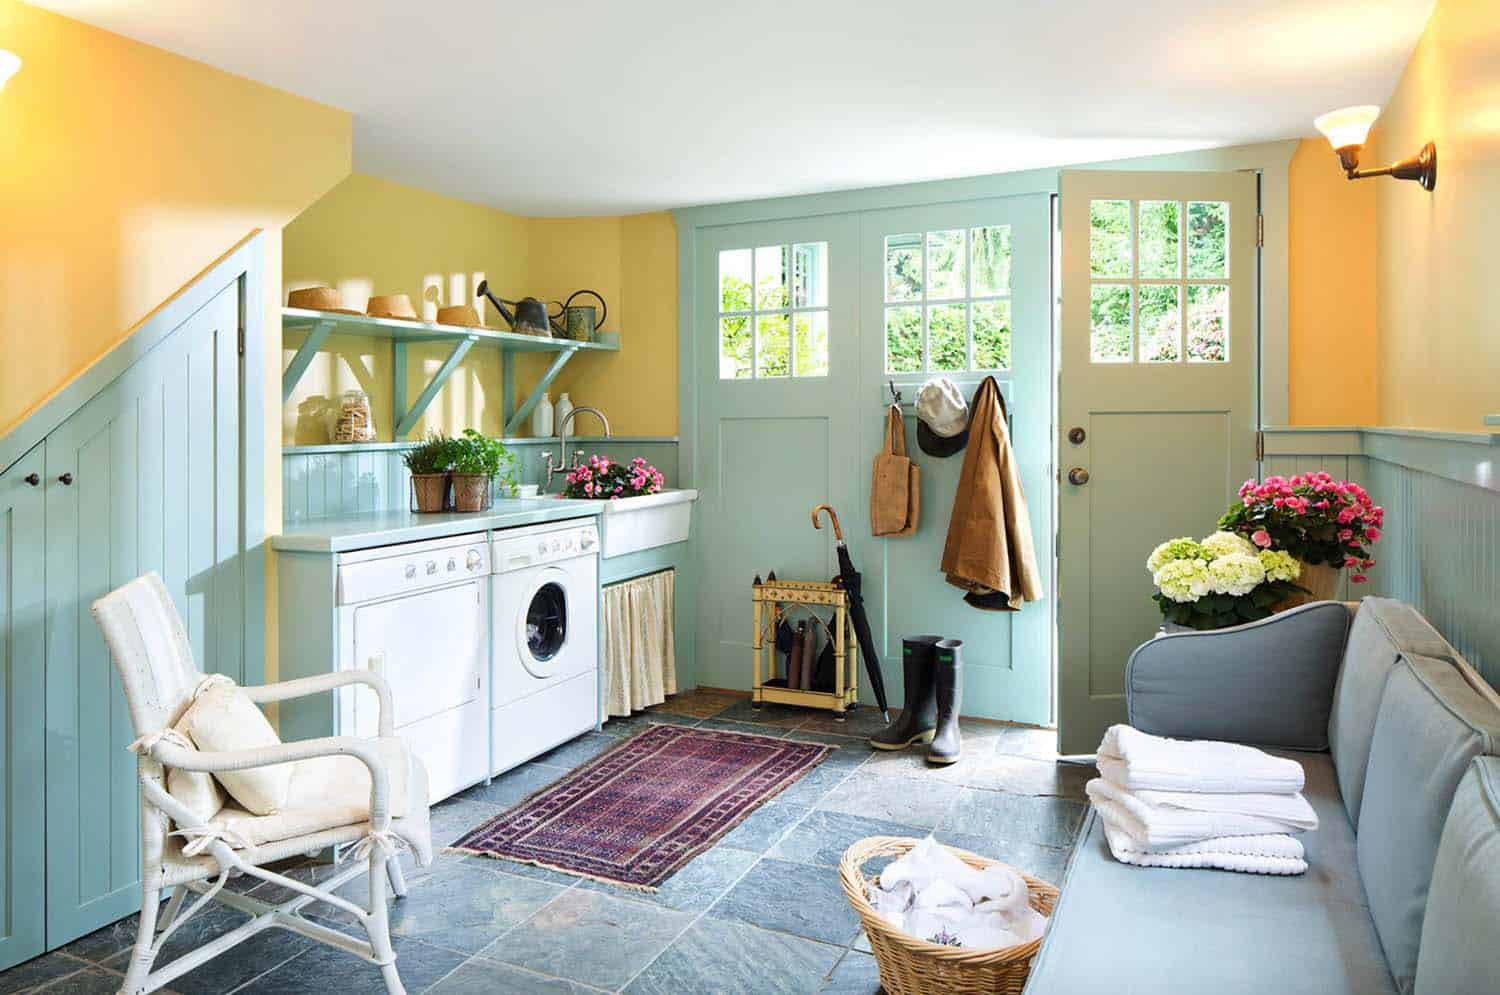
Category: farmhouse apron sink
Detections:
[{"x1": 544, "y1": 488, "x2": 697, "y2": 557}]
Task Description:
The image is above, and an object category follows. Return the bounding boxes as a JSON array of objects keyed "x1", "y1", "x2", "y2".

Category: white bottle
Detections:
[
  {"x1": 532, "y1": 392, "x2": 554, "y2": 438},
  {"x1": 555, "y1": 392, "x2": 574, "y2": 434}
]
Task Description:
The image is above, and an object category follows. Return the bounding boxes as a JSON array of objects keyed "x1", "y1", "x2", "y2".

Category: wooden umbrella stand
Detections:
[{"x1": 751, "y1": 578, "x2": 859, "y2": 719}]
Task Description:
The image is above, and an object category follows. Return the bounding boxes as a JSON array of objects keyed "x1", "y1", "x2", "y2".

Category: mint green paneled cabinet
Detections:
[
  {"x1": 42, "y1": 283, "x2": 246, "y2": 947},
  {"x1": 0, "y1": 446, "x2": 47, "y2": 970}
]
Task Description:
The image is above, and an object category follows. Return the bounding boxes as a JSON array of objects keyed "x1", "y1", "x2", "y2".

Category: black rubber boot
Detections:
[
  {"x1": 869, "y1": 636, "x2": 941, "y2": 750},
  {"x1": 928, "y1": 639, "x2": 964, "y2": 764}
]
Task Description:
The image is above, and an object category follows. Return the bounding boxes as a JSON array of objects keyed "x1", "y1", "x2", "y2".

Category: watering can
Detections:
[
  {"x1": 560, "y1": 289, "x2": 608, "y2": 341},
  {"x1": 475, "y1": 280, "x2": 562, "y2": 337}
]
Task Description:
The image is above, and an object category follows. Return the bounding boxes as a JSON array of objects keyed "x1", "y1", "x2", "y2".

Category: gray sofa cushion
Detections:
[
  {"x1": 1329, "y1": 598, "x2": 1455, "y2": 824},
  {"x1": 1414, "y1": 757, "x2": 1500, "y2": 995},
  {"x1": 1127, "y1": 601, "x2": 1350, "y2": 749},
  {"x1": 1024, "y1": 752, "x2": 1394, "y2": 995},
  {"x1": 1356, "y1": 655, "x2": 1500, "y2": 994}
]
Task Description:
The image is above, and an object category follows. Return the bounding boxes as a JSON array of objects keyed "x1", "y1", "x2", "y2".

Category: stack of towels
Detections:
[
  {"x1": 867, "y1": 835, "x2": 1048, "y2": 949},
  {"x1": 1086, "y1": 725, "x2": 1318, "y2": 876}
]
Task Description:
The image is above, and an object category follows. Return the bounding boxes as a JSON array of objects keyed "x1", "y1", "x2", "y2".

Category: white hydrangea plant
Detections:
[{"x1": 1147, "y1": 529, "x2": 1307, "y2": 630}]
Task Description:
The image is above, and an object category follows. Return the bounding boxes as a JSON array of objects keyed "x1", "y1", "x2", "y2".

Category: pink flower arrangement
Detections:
[
  {"x1": 561, "y1": 455, "x2": 666, "y2": 501},
  {"x1": 1219, "y1": 472, "x2": 1383, "y2": 582}
]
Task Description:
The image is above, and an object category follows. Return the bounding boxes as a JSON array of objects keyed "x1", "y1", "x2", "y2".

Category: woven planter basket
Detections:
[
  {"x1": 839, "y1": 836, "x2": 1058, "y2": 995},
  {"x1": 410, "y1": 473, "x2": 449, "y2": 513},
  {"x1": 451, "y1": 473, "x2": 493, "y2": 512}
]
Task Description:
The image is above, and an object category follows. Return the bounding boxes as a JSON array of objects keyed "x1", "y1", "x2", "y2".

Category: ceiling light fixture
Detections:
[
  {"x1": 0, "y1": 50, "x2": 20, "y2": 92},
  {"x1": 1314, "y1": 105, "x2": 1436, "y2": 191}
]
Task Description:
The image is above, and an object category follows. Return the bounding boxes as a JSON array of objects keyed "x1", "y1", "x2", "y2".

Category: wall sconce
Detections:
[
  {"x1": 1314, "y1": 105, "x2": 1437, "y2": 191},
  {"x1": 0, "y1": 50, "x2": 20, "y2": 92}
]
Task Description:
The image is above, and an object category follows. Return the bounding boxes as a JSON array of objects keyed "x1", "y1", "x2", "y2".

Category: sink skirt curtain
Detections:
[{"x1": 603, "y1": 569, "x2": 677, "y2": 716}]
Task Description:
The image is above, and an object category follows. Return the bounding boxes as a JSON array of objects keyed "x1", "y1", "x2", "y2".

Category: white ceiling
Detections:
[{"x1": 35, "y1": 0, "x2": 1433, "y2": 215}]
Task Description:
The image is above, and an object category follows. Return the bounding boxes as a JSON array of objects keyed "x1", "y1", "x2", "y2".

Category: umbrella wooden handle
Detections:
[{"x1": 811, "y1": 504, "x2": 844, "y2": 541}]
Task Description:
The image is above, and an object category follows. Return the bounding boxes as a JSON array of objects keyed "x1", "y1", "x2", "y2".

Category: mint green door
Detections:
[
  {"x1": 691, "y1": 217, "x2": 861, "y2": 689},
  {"x1": 1056, "y1": 170, "x2": 1260, "y2": 754},
  {"x1": 44, "y1": 282, "x2": 245, "y2": 944},
  {"x1": 0, "y1": 445, "x2": 47, "y2": 971}
]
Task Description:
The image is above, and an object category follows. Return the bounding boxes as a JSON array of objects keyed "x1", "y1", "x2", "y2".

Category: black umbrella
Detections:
[{"x1": 812, "y1": 504, "x2": 891, "y2": 722}]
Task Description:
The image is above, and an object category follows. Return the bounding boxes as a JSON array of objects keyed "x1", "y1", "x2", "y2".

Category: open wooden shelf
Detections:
[{"x1": 281, "y1": 307, "x2": 621, "y2": 438}]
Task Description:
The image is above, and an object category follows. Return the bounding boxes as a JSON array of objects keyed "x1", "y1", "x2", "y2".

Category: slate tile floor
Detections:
[{"x1": 3, "y1": 692, "x2": 1092, "y2": 994}]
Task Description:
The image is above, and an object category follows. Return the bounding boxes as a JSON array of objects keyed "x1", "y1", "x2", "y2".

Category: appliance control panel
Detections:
[
  {"x1": 491, "y1": 519, "x2": 599, "y2": 573},
  {"x1": 336, "y1": 532, "x2": 490, "y2": 604}
]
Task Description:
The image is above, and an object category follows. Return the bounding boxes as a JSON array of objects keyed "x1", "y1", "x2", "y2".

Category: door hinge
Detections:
[
  {"x1": 1255, "y1": 430, "x2": 1265, "y2": 461},
  {"x1": 1256, "y1": 215, "x2": 1265, "y2": 248},
  {"x1": 237, "y1": 327, "x2": 245, "y2": 355}
]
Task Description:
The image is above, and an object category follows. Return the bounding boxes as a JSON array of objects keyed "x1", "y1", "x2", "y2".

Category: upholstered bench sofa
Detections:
[{"x1": 1024, "y1": 598, "x2": 1500, "y2": 994}]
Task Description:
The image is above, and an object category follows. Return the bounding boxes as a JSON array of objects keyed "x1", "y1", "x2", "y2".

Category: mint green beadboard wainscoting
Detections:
[
  {"x1": 282, "y1": 437, "x2": 679, "y2": 524},
  {"x1": 1262, "y1": 427, "x2": 1500, "y2": 689}
]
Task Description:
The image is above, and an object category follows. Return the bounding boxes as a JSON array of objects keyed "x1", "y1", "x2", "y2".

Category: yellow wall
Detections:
[
  {"x1": 1288, "y1": 138, "x2": 1379, "y2": 425},
  {"x1": 0, "y1": 0, "x2": 351, "y2": 448},
  {"x1": 1369, "y1": 0, "x2": 1500, "y2": 430},
  {"x1": 281, "y1": 176, "x2": 678, "y2": 443}
]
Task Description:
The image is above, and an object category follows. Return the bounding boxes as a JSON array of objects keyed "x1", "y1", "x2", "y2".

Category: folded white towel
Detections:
[
  {"x1": 1085, "y1": 779, "x2": 1317, "y2": 848},
  {"x1": 1095, "y1": 803, "x2": 1307, "y2": 875},
  {"x1": 1098, "y1": 725, "x2": 1305, "y2": 794}
]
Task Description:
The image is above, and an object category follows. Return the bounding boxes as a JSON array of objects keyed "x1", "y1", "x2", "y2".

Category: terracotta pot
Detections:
[
  {"x1": 1276, "y1": 560, "x2": 1342, "y2": 611},
  {"x1": 451, "y1": 473, "x2": 492, "y2": 513},
  {"x1": 411, "y1": 473, "x2": 449, "y2": 513}
]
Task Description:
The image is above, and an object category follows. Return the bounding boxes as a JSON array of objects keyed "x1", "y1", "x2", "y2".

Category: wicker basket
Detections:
[{"x1": 839, "y1": 836, "x2": 1059, "y2": 995}]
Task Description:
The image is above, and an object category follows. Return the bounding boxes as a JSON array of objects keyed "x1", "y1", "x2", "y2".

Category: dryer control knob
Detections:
[
  {"x1": 581, "y1": 534, "x2": 596, "y2": 550},
  {"x1": 447, "y1": 557, "x2": 457, "y2": 572},
  {"x1": 404, "y1": 564, "x2": 417, "y2": 579},
  {"x1": 426, "y1": 560, "x2": 437, "y2": 575},
  {"x1": 466, "y1": 549, "x2": 483, "y2": 571},
  {"x1": 538, "y1": 542, "x2": 548, "y2": 555}
]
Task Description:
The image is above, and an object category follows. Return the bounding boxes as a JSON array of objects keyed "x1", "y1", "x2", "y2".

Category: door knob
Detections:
[
  {"x1": 58, "y1": 473, "x2": 74, "y2": 486},
  {"x1": 23, "y1": 473, "x2": 40, "y2": 486},
  {"x1": 1067, "y1": 467, "x2": 1090, "y2": 486}
]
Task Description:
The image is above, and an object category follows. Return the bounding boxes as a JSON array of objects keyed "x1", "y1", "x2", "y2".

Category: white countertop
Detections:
[{"x1": 272, "y1": 498, "x2": 603, "y2": 554}]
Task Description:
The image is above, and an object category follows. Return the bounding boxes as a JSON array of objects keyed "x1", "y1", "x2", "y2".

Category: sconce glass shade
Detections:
[
  {"x1": 0, "y1": 50, "x2": 20, "y2": 91},
  {"x1": 1314, "y1": 105, "x2": 1380, "y2": 150}
]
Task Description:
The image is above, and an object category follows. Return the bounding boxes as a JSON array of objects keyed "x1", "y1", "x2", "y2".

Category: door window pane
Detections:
[
  {"x1": 1138, "y1": 285, "x2": 1181, "y2": 363},
  {"x1": 1137, "y1": 201, "x2": 1180, "y2": 279},
  {"x1": 885, "y1": 306, "x2": 922, "y2": 373},
  {"x1": 755, "y1": 245, "x2": 789, "y2": 309},
  {"x1": 793, "y1": 312, "x2": 829, "y2": 377},
  {"x1": 1186, "y1": 284, "x2": 1228, "y2": 362},
  {"x1": 1090, "y1": 200, "x2": 1132, "y2": 278},
  {"x1": 926, "y1": 229, "x2": 966, "y2": 299},
  {"x1": 970, "y1": 225, "x2": 1012, "y2": 297},
  {"x1": 884, "y1": 233, "x2": 922, "y2": 302},
  {"x1": 928, "y1": 303, "x2": 967, "y2": 371},
  {"x1": 755, "y1": 313, "x2": 790, "y2": 377},
  {"x1": 1090, "y1": 284, "x2": 1132, "y2": 362},
  {"x1": 1187, "y1": 202, "x2": 1228, "y2": 278},
  {"x1": 719, "y1": 316, "x2": 751, "y2": 379},
  {"x1": 973, "y1": 300, "x2": 1011, "y2": 369},
  {"x1": 719, "y1": 249, "x2": 752, "y2": 312},
  {"x1": 793, "y1": 242, "x2": 828, "y2": 308}
]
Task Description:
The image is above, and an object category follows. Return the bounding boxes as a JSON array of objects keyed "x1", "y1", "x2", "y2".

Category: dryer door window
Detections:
[{"x1": 526, "y1": 582, "x2": 567, "y2": 663}]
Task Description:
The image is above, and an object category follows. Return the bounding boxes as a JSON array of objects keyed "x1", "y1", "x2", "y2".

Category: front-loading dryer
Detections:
[{"x1": 490, "y1": 517, "x2": 600, "y2": 775}]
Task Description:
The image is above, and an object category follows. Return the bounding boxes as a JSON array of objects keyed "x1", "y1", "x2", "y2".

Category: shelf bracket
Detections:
[
  {"x1": 504, "y1": 346, "x2": 578, "y2": 436},
  {"x1": 280, "y1": 320, "x2": 335, "y2": 402},
  {"x1": 393, "y1": 335, "x2": 478, "y2": 438}
]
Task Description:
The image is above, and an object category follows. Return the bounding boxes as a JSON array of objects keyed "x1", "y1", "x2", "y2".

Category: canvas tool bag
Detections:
[{"x1": 871, "y1": 403, "x2": 920, "y2": 536}]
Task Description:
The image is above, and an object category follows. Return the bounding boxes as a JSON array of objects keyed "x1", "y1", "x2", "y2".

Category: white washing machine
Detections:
[
  {"x1": 335, "y1": 532, "x2": 490, "y2": 804},
  {"x1": 490, "y1": 518, "x2": 600, "y2": 776}
]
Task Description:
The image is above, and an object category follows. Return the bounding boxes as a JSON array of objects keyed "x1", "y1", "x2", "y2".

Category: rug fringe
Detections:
[{"x1": 442, "y1": 846, "x2": 660, "y2": 893}]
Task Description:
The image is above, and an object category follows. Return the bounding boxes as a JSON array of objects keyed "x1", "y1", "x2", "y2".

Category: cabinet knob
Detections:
[
  {"x1": 58, "y1": 473, "x2": 74, "y2": 486},
  {"x1": 23, "y1": 473, "x2": 40, "y2": 486}
]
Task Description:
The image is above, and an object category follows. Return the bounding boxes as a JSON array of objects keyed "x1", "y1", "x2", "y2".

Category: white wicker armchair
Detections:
[{"x1": 92, "y1": 573, "x2": 433, "y2": 995}]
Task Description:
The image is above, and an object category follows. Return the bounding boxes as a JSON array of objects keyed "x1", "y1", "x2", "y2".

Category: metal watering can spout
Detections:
[{"x1": 474, "y1": 280, "x2": 515, "y2": 328}]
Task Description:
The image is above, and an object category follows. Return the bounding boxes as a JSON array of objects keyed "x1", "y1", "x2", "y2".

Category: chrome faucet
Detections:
[{"x1": 544, "y1": 405, "x2": 611, "y2": 492}]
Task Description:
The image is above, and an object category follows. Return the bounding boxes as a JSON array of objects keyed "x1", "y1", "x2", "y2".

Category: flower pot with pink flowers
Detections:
[{"x1": 1218, "y1": 471, "x2": 1384, "y2": 606}]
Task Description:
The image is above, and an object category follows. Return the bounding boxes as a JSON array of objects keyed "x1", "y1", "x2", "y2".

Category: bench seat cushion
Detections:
[{"x1": 1024, "y1": 752, "x2": 1394, "y2": 995}]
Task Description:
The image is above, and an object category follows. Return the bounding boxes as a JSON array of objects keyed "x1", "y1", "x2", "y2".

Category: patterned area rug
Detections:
[{"x1": 452, "y1": 724, "x2": 830, "y2": 889}]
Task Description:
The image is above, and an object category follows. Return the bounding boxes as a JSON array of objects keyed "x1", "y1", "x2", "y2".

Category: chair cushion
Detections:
[
  {"x1": 1356, "y1": 654, "x2": 1500, "y2": 994},
  {"x1": 210, "y1": 737, "x2": 414, "y2": 847},
  {"x1": 165, "y1": 719, "x2": 225, "y2": 824},
  {"x1": 179, "y1": 676, "x2": 291, "y2": 815},
  {"x1": 1329, "y1": 598, "x2": 1455, "y2": 825},
  {"x1": 1414, "y1": 758, "x2": 1500, "y2": 995},
  {"x1": 1023, "y1": 752, "x2": 1394, "y2": 995}
]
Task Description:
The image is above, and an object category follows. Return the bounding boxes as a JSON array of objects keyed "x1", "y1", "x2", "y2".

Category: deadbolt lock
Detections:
[{"x1": 1067, "y1": 427, "x2": 1086, "y2": 445}]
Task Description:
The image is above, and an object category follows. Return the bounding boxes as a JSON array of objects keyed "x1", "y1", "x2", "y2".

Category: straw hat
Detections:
[
  {"x1": 366, "y1": 294, "x2": 418, "y2": 320},
  {"x1": 436, "y1": 304, "x2": 484, "y2": 328},
  {"x1": 286, "y1": 286, "x2": 362, "y2": 315}
]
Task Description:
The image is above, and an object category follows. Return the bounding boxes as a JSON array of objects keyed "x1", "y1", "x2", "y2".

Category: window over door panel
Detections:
[
  {"x1": 717, "y1": 242, "x2": 829, "y2": 379},
  {"x1": 882, "y1": 225, "x2": 1013, "y2": 374}
]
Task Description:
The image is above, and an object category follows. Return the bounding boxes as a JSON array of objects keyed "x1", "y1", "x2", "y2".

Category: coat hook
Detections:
[{"x1": 888, "y1": 380, "x2": 902, "y2": 405}]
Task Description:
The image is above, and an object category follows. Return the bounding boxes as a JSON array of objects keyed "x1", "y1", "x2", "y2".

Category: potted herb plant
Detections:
[
  {"x1": 450, "y1": 429, "x2": 516, "y2": 512},
  {"x1": 403, "y1": 432, "x2": 455, "y2": 513},
  {"x1": 1147, "y1": 531, "x2": 1307, "y2": 631}
]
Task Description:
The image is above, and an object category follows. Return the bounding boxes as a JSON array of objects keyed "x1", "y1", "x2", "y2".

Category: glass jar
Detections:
[{"x1": 334, "y1": 389, "x2": 374, "y2": 443}]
